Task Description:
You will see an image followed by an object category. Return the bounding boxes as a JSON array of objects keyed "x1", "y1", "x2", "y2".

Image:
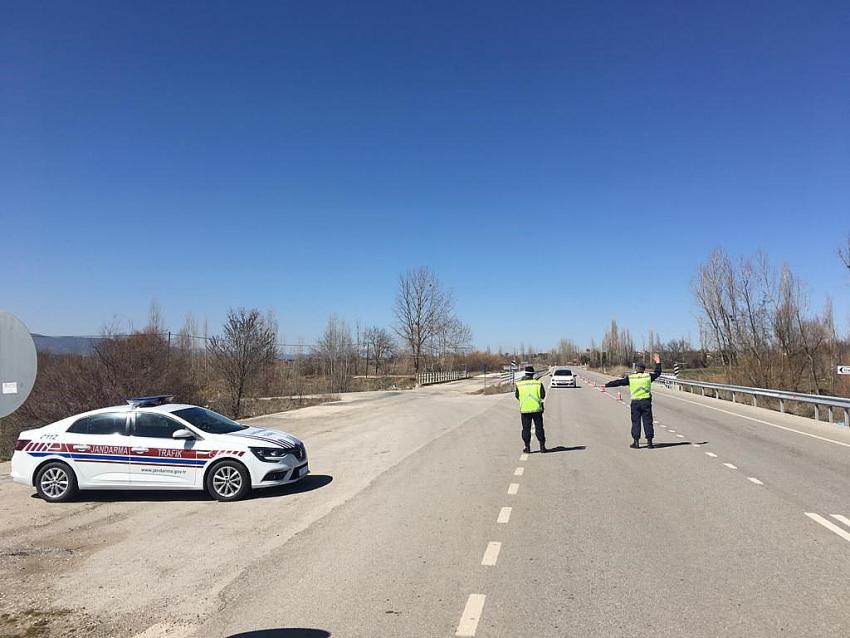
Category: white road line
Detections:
[
  {"x1": 692, "y1": 443, "x2": 702, "y2": 447},
  {"x1": 519, "y1": 453, "x2": 529, "y2": 461},
  {"x1": 507, "y1": 483, "x2": 519, "y2": 495},
  {"x1": 497, "y1": 507, "x2": 512, "y2": 524},
  {"x1": 805, "y1": 513, "x2": 850, "y2": 543},
  {"x1": 705, "y1": 452, "x2": 718, "y2": 458},
  {"x1": 514, "y1": 467, "x2": 525, "y2": 476},
  {"x1": 747, "y1": 477, "x2": 763, "y2": 485},
  {"x1": 668, "y1": 430, "x2": 677, "y2": 433},
  {"x1": 723, "y1": 463, "x2": 738, "y2": 469},
  {"x1": 456, "y1": 594, "x2": 487, "y2": 636},
  {"x1": 830, "y1": 514, "x2": 850, "y2": 528},
  {"x1": 481, "y1": 542, "x2": 502, "y2": 566},
  {"x1": 660, "y1": 392, "x2": 850, "y2": 449},
  {"x1": 676, "y1": 434, "x2": 685, "y2": 438}
]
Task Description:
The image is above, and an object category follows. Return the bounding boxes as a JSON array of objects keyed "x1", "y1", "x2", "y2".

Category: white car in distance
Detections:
[
  {"x1": 550, "y1": 368, "x2": 577, "y2": 388},
  {"x1": 10, "y1": 395, "x2": 308, "y2": 502}
]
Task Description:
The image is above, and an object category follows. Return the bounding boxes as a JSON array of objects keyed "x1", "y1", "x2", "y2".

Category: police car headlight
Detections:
[{"x1": 250, "y1": 447, "x2": 291, "y2": 462}]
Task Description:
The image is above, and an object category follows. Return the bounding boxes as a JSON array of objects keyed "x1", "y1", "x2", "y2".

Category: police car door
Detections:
[
  {"x1": 127, "y1": 412, "x2": 200, "y2": 488},
  {"x1": 62, "y1": 412, "x2": 132, "y2": 487}
]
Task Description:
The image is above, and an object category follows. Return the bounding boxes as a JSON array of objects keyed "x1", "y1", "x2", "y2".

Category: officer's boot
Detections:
[
  {"x1": 540, "y1": 443, "x2": 548, "y2": 453},
  {"x1": 647, "y1": 438, "x2": 654, "y2": 449},
  {"x1": 630, "y1": 439, "x2": 640, "y2": 449},
  {"x1": 523, "y1": 444, "x2": 531, "y2": 454}
]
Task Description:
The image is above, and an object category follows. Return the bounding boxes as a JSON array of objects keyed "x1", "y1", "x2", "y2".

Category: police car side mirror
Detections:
[{"x1": 172, "y1": 428, "x2": 195, "y2": 440}]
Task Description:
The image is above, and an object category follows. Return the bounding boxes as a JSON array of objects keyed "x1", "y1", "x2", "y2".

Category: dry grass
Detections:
[
  {"x1": 213, "y1": 395, "x2": 341, "y2": 419},
  {"x1": 475, "y1": 383, "x2": 514, "y2": 395},
  {"x1": 588, "y1": 365, "x2": 629, "y2": 378},
  {"x1": 349, "y1": 376, "x2": 416, "y2": 391}
]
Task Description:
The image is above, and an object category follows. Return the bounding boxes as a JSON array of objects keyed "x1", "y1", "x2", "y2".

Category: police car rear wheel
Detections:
[
  {"x1": 206, "y1": 461, "x2": 250, "y2": 502},
  {"x1": 35, "y1": 462, "x2": 78, "y2": 503}
]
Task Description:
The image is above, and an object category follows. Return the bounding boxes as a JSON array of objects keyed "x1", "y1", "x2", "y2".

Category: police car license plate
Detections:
[{"x1": 294, "y1": 465, "x2": 307, "y2": 478}]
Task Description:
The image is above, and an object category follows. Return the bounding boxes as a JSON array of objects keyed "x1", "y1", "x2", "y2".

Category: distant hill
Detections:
[{"x1": 32, "y1": 334, "x2": 103, "y2": 355}]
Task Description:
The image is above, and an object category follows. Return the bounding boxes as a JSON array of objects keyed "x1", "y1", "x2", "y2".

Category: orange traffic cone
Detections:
[{"x1": 600, "y1": 385, "x2": 606, "y2": 393}]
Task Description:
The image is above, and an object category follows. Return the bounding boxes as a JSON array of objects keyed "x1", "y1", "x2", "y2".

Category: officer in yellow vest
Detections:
[
  {"x1": 515, "y1": 366, "x2": 547, "y2": 453},
  {"x1": 605, "y1": 353, "x2": 662, "y2": 448}
]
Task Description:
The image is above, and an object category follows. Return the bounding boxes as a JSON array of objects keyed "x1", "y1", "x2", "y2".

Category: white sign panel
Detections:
[
  {"x1": 2, "y1": 382, "x2": 18, "y2": 394},
  {"x1": 838, "y1": 366, "x2": 850, "y2": 375}
]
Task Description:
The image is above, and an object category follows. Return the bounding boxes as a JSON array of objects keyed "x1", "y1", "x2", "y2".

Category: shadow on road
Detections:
[
  {"x1": 650, "y1": 442, "x2": 707, "y2": 449},
  {"x1": 253, "y1": 474, "x2": 333, "y2": 498},
  {"x1": 48, "y1": 474, "x2": 334, "y2": 503},
  {"x1": 540, "y1": 445, "x2": 587, "y2": 453},
  {"x1": 227, "y1": 631, "x2": 331, "y2": 638}
]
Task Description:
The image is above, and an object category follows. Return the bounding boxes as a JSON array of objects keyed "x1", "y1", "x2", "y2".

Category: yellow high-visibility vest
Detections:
[
  {"x1": 628, "y1": 372, "x2": 652, "y2": 400},
  {"x1": 516, "y1": 378, "x2": 544, "y2": 413}
]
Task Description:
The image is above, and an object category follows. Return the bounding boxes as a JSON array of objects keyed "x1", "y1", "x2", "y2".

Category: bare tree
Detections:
[
  {"x1": 601, "y1": 319, "x2": 634, "y2": 366},
  {"x1": 393, "y1": 266, "x2": 453, "y2": 372},
  {"x1": 314, "y1": 314, "x2": 355, "y2": 392},
  {"x1": 553, "y1": 338, "x2": 580, "y2": 363},
  {"x1": 430, "y1": 317, "x2": 473, "y2": 369},
  {"x1": 693, "y1": 249, "x2": 739, "y2": 368},
  {"x1": 840, "y1": 235, "x2": 850, "y2": 272},
  {"x1": 692, "y1": 249, "x2": 845, "y2": 394},
  {"x1": 208, "y1": 308, "x2": 278, "y2": 417},
  {"x1": 364, "y1": 326, "x2": 396, "y2": 375}
]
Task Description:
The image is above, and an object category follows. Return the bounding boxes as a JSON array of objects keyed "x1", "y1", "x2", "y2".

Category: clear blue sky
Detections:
[{"x1": 3, "y1": 1, "x2": 849, "y2": 351}]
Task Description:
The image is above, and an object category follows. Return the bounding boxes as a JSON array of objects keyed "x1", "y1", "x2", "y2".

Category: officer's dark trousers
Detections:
[
  {"x1": 630, "y1": 399, "x2": 654, "y2": 441},
  {"x1": 521, "y1": 412, "x2": 545, "y2": 447}
]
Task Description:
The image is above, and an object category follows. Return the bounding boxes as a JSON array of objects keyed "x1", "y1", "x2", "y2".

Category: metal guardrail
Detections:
[
  {"x1": 417, "y1": 370, "x2": 469, "y2": 386},
  {"x1": 660, "y1": 374, "x2": 850, "y2": 426},
  {"x1": 498, "y1": 369, "x2": 549, "y2": 384}
]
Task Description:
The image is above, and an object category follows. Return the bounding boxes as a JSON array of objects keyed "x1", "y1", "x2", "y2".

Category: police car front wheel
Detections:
[
  {"x1": 206, "y1": 460, "x2": 251, "y2": 502},
  {"x1": 35, "y1": 461, "x2": 78, "y2": 503}
]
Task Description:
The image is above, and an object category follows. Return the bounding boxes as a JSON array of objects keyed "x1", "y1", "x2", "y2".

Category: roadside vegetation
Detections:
[
  {"x1": 692, "y1": 248, "x2": 850, "y2": 396},
  {"x1": 1, "y1": 266, "x2": 495, "y2": 459},
  {"x1": 475, "y1": 383, "x2": 514, "y2": 395},
  {"x1": 574, "y1": 237, "x2": 850, "y2": 405}
]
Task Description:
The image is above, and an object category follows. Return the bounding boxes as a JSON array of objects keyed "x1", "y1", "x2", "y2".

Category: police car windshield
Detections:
[
  {"x1": 172, "y1": 407, "x2": 246, "y2": 434},
  {"x1": 554, "y1": 369, "x2": 572, "y2": 376}
]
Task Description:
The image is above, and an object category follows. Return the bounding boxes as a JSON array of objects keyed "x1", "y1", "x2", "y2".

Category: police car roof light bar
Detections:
[{"x1": 126, "y1": 395, "x2": 175, "y2": 408}]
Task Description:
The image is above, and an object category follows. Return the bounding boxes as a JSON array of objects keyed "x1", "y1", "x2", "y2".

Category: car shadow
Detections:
[
  {"x1": 42, "y1": 474, "x2": 334, "y2": 503},
  {"x1": 252, "y1": 474, "x2": 333, "y2": 499},
  {"x1": 538, "y1": 445, "x2": 586, "y2": 453},
  {"x1": 227, "y1": 630, "x2": 331, "y2": 638}
]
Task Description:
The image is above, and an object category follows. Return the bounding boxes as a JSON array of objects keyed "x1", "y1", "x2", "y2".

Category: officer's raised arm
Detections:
[{"x1": 649, "y1": 352, "x2": 662, "y2": 381}]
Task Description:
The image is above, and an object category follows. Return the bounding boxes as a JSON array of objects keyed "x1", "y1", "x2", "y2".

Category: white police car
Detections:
[
  {"x1": 10, "y1": 396, "x2": 308, "y2": 502},
  {"x1": 550, "y1": 368, "x2": 577, "y2": 388}
]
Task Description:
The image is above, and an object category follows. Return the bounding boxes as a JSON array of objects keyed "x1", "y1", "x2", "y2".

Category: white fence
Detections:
[
  {"x1": 499, "y1": 370, "x2": 517, "y2": 384},
  {"x1": 416, "y1": 370, "x2": 470, "y2": 386}
]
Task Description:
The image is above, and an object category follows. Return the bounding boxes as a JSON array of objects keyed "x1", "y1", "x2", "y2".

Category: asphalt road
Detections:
[
  {"x1": 198, "y1": 371, "x2": 850, "y2": 637},
  {"x1": 3, "y1": 372, "x2": 850, "y2": 637}
]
